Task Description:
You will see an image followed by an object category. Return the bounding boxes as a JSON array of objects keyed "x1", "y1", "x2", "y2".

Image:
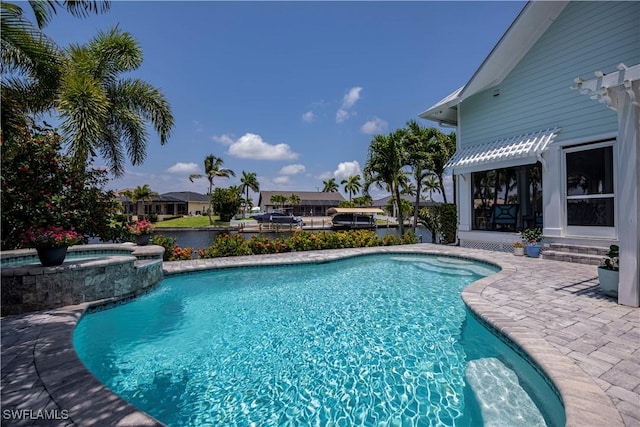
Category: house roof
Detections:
[
  {"x1": 419, "y1": 1, "x2": 569, "y2": 125},
  {"x1": 161, "y1": 191, "x2": 210, "y2": 202},
  {"x1": 258, "y1": 191, "x2": 345, "y2": 206}
]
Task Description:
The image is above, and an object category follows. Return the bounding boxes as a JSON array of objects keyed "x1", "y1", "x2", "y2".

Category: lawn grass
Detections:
[{"x1": 155, "y1": 216, "x2": 226, "y2": 228}]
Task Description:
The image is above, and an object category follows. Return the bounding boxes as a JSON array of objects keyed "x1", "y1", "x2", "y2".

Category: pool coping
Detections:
[{"x1": 1, "y1": 244, "x2": 635, "y2": 426}]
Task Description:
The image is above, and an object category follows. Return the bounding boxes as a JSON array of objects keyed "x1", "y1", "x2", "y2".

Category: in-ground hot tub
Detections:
[{"x1": 0, "y1": 244, "x2": 165, "y2": 316}]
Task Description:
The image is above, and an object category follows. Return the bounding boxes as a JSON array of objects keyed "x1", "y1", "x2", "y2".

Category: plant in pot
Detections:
[
  {"x1": 597, "y1": 244, "x2": 619, "y2": 297},
  {"x1": 21, "y1": 225, "x2": 83, "y2": 266},
  {"x1": 127, "y1": 219, "x2": 155, "y2": 246},
  {"x1": 513, "y1": 241, "x2": 525, "y2": 256},
  {"x1": 519, "y1": 227, "x2": 543, "y2": 258}
]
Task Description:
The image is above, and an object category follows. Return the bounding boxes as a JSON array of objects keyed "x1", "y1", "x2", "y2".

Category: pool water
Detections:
[{"x1": 74, "y1": 254, "x2": 563, "y2": 426}]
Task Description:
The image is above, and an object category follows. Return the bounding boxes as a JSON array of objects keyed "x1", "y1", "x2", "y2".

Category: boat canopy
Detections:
[{"x1": 326, "y1": 207, "x2": 385, "y2": 216}]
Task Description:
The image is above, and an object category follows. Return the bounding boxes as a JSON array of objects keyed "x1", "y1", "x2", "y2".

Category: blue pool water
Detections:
[{"x1": 74, "y1": 254, "x2": 564, "y2": 426}]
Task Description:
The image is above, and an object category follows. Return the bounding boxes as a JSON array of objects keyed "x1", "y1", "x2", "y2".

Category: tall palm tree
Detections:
[
  {"x1": 132, "y1": 184, "x2": 158, "y2": 219},
  {"x1": 405, "y1": 120, "x2": 440, "y2": 231},
  {"x1": 240, "y1": 171, "x2": 259, "y2": 218},
  {"x1": 322, "y1": 178, "x2": 339, "y2": 192},
  {"x1": 189, "y1": 154, "x2": 235, "y2": 225},
  {"x1": 364, "y1": 129, "x2": 407, "y2": 236},
  {"x1": 341, "y1": 175, "x2": 362, "y2": 202},
  {"x1": 428, "y1": 131, "x2": 457, "y2": 203}
]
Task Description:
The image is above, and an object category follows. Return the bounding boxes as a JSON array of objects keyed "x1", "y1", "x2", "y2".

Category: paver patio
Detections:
[{"x1": 1, "y1": 244, "x2": 638, "y2": 426}]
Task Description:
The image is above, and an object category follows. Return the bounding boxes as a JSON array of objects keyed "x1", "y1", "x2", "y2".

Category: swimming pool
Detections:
[{"x1": 74, "y1": 254, "x2": 564, "y2": 426}]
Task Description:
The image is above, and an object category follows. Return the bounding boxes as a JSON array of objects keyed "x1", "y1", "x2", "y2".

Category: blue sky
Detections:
[{"x1": 41, "y1": 1, "x2": 526, "y2": 201}]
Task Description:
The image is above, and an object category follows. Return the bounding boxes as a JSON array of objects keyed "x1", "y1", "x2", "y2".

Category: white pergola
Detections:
[{"x1": 573, "y1": 63, "x2": 640, "y2": 307}]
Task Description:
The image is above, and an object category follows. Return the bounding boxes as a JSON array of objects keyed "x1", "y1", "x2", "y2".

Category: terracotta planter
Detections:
[
  {"x1": 135, "y1": 233, "x2": 152, "y2": 246},
  {"x1": 36, "y1": 246, "x2": 68, "y2": 266},
  {"x1": 597, "y1": 267, "x2": 619, "y2": 297}
]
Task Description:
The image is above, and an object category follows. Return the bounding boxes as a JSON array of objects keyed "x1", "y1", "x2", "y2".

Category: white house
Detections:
[{"x1": 419, "y1": 1, "x2": 639, "y2": 307}]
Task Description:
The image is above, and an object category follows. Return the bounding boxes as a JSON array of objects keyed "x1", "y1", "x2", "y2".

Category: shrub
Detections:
[
  {"x1": 1, "y1": 125, "x2": 127, "y2": 249},
  {"x1": 152, "y1": 234, "x2": 194, "y2": 261},
  {"x1": 199, "y1": 233, "x2": 251, "y2": 258}
]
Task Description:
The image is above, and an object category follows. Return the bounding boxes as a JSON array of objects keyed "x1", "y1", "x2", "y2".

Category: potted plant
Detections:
[
  {"x1": 513, "y1": 241, "x2": 525, "y2": 256},
  {"x1": 598, "y1": 244, "x2": 619, "y2": 297},
  {"x1": 21, "y1": 225, "x2": 83, "y2": 266},
  {"x1": 127, "y1": 219, "x2": 155, "y2": 246},
  {"x1": 520, "y1": 227, "x2": 543, "y2": 257}
]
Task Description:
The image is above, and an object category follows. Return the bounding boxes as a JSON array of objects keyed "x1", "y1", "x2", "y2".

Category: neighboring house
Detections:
[
  {"x1": 118, "y1": 191, "x2": 210, "y2": 219},
  {"x1": 419, "y1": 1, "x2": 639, "y2": 307},
  {"x1": 257, "y1": 191, "x2": 345, "y2": 216}
]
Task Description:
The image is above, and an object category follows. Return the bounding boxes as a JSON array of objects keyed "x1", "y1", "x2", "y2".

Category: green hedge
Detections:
[{"x1": 197, "y1": 229, "x2": 418, "y2": 258}]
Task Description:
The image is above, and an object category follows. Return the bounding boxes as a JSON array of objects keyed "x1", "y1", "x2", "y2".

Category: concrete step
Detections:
[
  {"x1": 542, "y1": 250, "x2": 603, "y2": 266},
  {"x1": 547, "y1": 243, "x2": 609, "y2": 256}
]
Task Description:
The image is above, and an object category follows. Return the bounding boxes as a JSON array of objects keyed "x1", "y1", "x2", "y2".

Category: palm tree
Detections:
[
  {"x1": 428, "y1": 131, "x2": 457, "y2": 203},
  {"x1": 240, "y1": 171, "x2": 259, "y2": 218},
  {"x1": 322, "y1": 178, "x2": 339, "y2": 192},
  {"x1": 288, "y1": 194, "x2": 300, "y2": 214},
  {"x1": 364, "y1": 129, "x2": 407, "y2": 236},
  {"x1": 270, "y1": 194, "x2": 288, "y2": 210},
  {"x1": 1, "y1": 1, "x2": 110, "y2": 138},
  {"x1": 341, "y1": 175, "x2": 362, "y2": 202},
  {"x1": 405, "y1": 120, "x2": 440, "y2": 231},
  {"x1": 189, "y1": 154, "x2": 235, "y2": 225},
  {"x1": 59, "y1": 27, "x2": 174, "y2": 175},
  {"x1": 422, "y1": 174, "x2": 441, "y2": 201},
  {"x1": 132, "y1": 184, "x2": 158, "y2": 220},
  {"x1": 2, "y1": 24, "x2": 174, "y2": 176}
]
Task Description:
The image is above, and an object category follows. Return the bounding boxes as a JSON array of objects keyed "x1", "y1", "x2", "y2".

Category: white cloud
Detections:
[
  {"x1": 212, "y1": 134, "x2": 235, "y2": 145},
  {"x1": 279, "y1": 164, "x2": 306, "y2": 175},
  {"x1": 273, "y1": 176, "x2": 290, "y2": 184},
  {"x1": 333, "y1": 161, "x2": 362, "y2": 181},
  {"x1": 342, "y1": 87, "x2": 362, "y2": 109},
  {"x1": 302, "y1": 111, "x2": 315, "y2": 122},
  {"x1": 318, "y1": 171, "x2": 333, "y2": 180},
  {"x1": 226, "y1": 133, "x2": 298, "y2": 160},
  {"x1": 361, "y1": 117, "x2": 388, "y2": 135},
  {"x1": 336, "y1": 109, "x2": 349, "y2": 123},
  {"x1": 166, "y1": 162, "x2": 200, "y2": 175},
  {"x1": 336, "y1": 86, "x2": 363, "y2": 123}
]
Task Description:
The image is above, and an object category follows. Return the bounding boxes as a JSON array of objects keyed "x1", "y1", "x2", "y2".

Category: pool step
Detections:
[
  {"x1": 466, "y1": 358, "x2": 547, "y2": 427},
  {"x1": 542, "y1": 243, "x2": 608, "y2": 266}
]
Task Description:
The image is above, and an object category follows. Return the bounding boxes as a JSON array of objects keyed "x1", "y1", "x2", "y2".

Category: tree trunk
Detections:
[{"x1": 395, "y1": 184, "x2": 404, "y2": 236}]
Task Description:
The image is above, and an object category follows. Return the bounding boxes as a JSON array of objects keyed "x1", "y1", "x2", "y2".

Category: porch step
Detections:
[{"x1": 542, "y1": 243, "x2": 608, "y2": 266}]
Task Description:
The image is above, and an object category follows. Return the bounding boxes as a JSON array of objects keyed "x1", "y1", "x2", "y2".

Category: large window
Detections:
[
  {"x1": 565, "y1": 144, "x2": 614, "y2": 227},
  {"x1": 472, "y1": 163, "x2": 542, "y2": 231}
]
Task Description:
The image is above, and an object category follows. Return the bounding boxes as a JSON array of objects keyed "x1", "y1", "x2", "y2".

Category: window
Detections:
[
  {"x1": 566, "y1": 145, "x2": 614, "y2": 227},
  {"x1": 471, "y1": 163, "x2": 542, "y2": 231}
]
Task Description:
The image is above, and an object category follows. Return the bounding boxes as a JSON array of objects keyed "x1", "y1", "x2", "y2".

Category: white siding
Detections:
[{"x1": 460, "y1": 1, "x2": 640, "y2": 147}]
